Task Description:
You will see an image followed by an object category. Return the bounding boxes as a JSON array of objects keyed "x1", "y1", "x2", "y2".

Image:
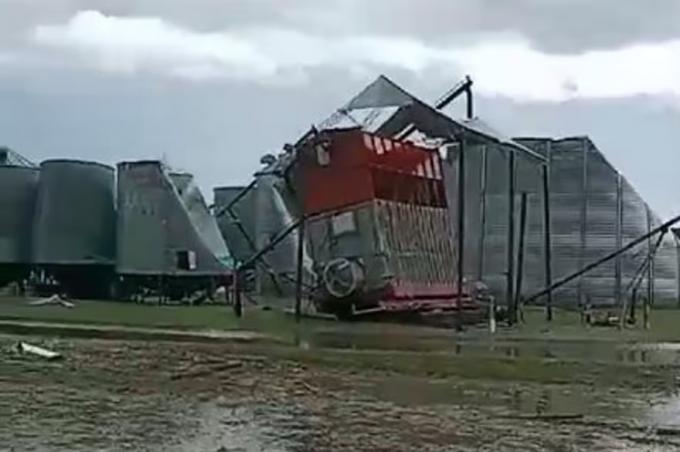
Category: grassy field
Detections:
[
  {"x1": 2, "y1": 295, "x2": 680, "y2": 343},
  {"x1": 0, "y1": 296, "x2": 310, "y2": 340},
  {"x1": 4, "y1": 295, "x2": 680, "y2": 390}
]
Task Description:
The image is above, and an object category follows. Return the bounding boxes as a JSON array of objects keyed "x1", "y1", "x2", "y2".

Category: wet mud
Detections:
[{"x1": 2, "y1": 333, "x2": 680, "y2": 451}]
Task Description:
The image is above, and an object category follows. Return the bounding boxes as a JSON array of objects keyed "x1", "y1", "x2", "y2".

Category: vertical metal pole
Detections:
[
  {"x1": 515, "y1": 192, "x2": 529, "y2": 320},
  {"x1": 615, "y1": 173, "x2": 623, "y2": 308},
  {"x1": 578, "y1": 139, "x2": 589, "y2": 304},
  {"x1": 233, "y1": 270, "x2": 243, "y2": 317},
  {"x1": 466, "y1": 87, "x2": 474, "y2": 119},
  {"x1": 646, "y1": 205, "x2": 655, "y2": 306},
  {"x1": 157, "y1": 275, "x2": 163, "y2": 306},
  {"x1": 645, "y1": 205, "x2": 653, "y2": 330},
  {"x1": 456, "y1": 137, "x2": 466, "y2": 331},
  {"x1": 542, "y1": 141, "x2": 553, "y2": 322},
  {"x1": 676, "y1": 236, "x2": 680, "y2": 309},
  {"x1": 506, "y1": 150, "x2": 516, "y2": 325},
  {"x1": 477, "y1": 146, "x2": 488, "y2": 281},
  {"x1": 294, "y1": 217, "x2": 306, "y2": 323}
]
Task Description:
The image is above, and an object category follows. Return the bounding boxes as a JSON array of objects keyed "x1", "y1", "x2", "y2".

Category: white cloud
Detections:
[
  {"x1": 33, "y1": 10, "x2": 276, "y2": 79},
  {"x1": 32, "y1": 10, "x2": 680, "y2": 102},
  {"x1": 453, "y1": 38, "x2": 680, "y2": 101}
]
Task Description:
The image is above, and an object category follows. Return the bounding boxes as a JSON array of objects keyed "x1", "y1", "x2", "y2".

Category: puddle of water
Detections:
[
  {"x1": 648, "y1": 392, "x2": 680, "y2": 427},
  {"x1": 363, "y1": 375, "x2": 630, "y2": 418},
  {"x1": 172, "y1": 402, "x2": 308, "y2": 452},
  {"x1": 300, "y1": 328, "x2": 680, "y2": 367}
]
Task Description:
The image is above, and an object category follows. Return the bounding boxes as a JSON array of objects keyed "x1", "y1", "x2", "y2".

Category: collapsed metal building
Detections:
[
  {"x1": 215, "y1": 75, "x2": 680, "y2": 310},
  {"x1": 116, "y1": 161, "x2": 232, "y2": 298},
  {"x1": 315, "y1": 76, "x2": 550, "y2": 313},
  {"x1": 214, "y1": 154, "x2": 312, "y2": 297},
  {"x1": 514, "y1": 137, "x2": 678, "y2": 306},
  {"x1": 2, "y1": 75, "x2": 677, "y2": 311}
]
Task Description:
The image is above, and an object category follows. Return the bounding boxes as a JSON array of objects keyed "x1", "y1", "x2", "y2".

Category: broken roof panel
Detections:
[
  {"x1": 317, "y1": 75, "x2": 546, "y2": 163},
  {"x1": 319, "y1": 106, "x2": 401, "y2": 132},
  {"x1": 461, "y1": 118, "x2": 544, "y2": 161}
]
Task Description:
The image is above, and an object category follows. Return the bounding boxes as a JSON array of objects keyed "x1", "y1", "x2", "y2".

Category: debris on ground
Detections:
[
  {"x1": 15, "y1": 341, "x2": 62, "y2": 360},
  {"x1": 27, "y1": 294, "x2": 75, "y2": 309}
]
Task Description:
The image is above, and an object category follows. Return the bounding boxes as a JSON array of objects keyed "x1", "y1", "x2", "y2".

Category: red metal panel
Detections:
[
  {"x1": 302, "y1": 129, "x2": 446, "y2": 216},
  {"x1": 303, "y1": 167, "x2": 375, "y2": 215}
]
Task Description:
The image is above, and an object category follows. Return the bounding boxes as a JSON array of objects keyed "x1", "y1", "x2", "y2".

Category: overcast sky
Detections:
[{"x1": 1, "y1": 0, "x2": 680, "y2": 217}]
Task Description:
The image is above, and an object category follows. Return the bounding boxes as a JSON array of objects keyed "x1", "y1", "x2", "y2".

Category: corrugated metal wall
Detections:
[
  {"x1": 117, "y1": 161, "x2": 230, "y2": 276},
  {"x1": 442, "y1": 135, "x2": 678, "y2": 308},
  {"x1": 0, "y1": 166, "x2": 39, "y2": 264},
  {"x1": 516, "y1": 137, "x2": 678, "y2": 306},
  {"x1": 305, "y1": 199, "x2": 457, "y2": 297},
  {"x1": 32, "y1": 160, "x2": 116, "y2": 266},
  {"x1": 213, "y1": 186, "x2": 257, "y2": 265},
  {"x1": 443, "y1": 141, "x2": 546, "y2": 306}
]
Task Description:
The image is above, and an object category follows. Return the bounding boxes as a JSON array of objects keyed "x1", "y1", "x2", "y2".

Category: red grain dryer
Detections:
[{"x1": 298, "y1": 128, "x2": 478, "y2": 317}]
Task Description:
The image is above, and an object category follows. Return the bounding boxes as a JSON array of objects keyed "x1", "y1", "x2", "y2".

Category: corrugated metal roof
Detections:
[
  {"x1": 319, "y1": 106, "x2": 401, "y2": 132},
  {"x1": 345, "y1": 75, "x2": 415, "y2": 110},
  {"x1": 0, "y1": 147, "x2": 36, "y2": 167},
  {"x1": 316, "y1": 75, "x2": 546, "y2": 162},
  {"x1": 462, "y1": 118, "x2": 543, "y2": 161}
]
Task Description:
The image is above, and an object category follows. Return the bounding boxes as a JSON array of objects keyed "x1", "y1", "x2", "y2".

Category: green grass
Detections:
[
  {"x1": 4, "y1": 296, "x2": 680, "y2": 388},
  {"x1": 0, "y1": 297, "x2": 238, "y2": 328},
  {"x1": 4, "y1": 296, "x2": 680, "y2": 343},
  {"x1": 495, "y1": 306, "x2": 680, "y2": 343},
  {"x1": 0, "y1": 297, "x2": 318, "y2": 339}
]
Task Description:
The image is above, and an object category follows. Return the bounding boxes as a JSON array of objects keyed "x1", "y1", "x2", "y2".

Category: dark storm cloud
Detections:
[
  {"x1": 1, "y1": 0, "x2": 679, "y2": 218},
  {"x1": 3, "y1": 0, "x2": 680, "y2": 53}
]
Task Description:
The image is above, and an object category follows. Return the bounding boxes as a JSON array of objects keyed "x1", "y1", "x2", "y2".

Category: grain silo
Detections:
[
  {"x1": 33, "y1": 160, "x2": 116, "y2": 265},
  {"x1": 0, "y1": 149, "x2": 39, "y2": 287},
  {"x1": 116, "y1": 161, "x2": 232, "y2": 299},
  {"x1": 213, "y1": 185, "x2": 257, "y2": 265},
  {"x1": 31, "y1": 159, "x2": 116, "y2": 297}
]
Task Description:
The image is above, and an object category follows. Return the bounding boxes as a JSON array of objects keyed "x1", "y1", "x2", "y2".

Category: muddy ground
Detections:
[{"x1": 3, "y1": 332, "x2": 680, "y2": 451}]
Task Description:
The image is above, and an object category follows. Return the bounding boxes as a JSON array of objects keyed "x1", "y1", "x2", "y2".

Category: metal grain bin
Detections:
[
  {"x1": 116, "y1": 161, "x2": 232, "y2": 276},
  {"x1": 213, "y1": 185, "x2": 257, "y2": 264},
  {"x1": 32, "y1": 159, "x2": 116, "y2": 265},
  {"x1": 0, "y1": 166, "x2": 39, "y2": 264}
]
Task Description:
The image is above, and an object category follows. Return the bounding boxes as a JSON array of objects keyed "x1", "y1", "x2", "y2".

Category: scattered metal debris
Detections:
[
  {"x1": 27, "y1": 294, "x2": 75, "y2": 308},
  {"x1": 15, "y1": 341, "x2": 62, "y2": 360}
]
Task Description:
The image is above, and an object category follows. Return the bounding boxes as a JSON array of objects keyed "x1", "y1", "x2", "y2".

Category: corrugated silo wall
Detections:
[
  {"x1": 0, "y1": 166, "x2": 39, "y2": 264},
  {"x1": 213, "y1": 186, "x2": 257, "y2": 264},
  {"x1": 443, "y1": 142, "x2": 546, "y2": 306},
  {"x1": 254, "y1": 173, "x2": 302, "y2": 296},
  {"x1": 116, "y1": 162, "x2": 228, "y2": 276},
  {"x1": 516, "y1": 137, "x2": 678, "y2": 307},
  {"x1": 33, "y1": 160, "x2": 116, "y2": 265}
]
